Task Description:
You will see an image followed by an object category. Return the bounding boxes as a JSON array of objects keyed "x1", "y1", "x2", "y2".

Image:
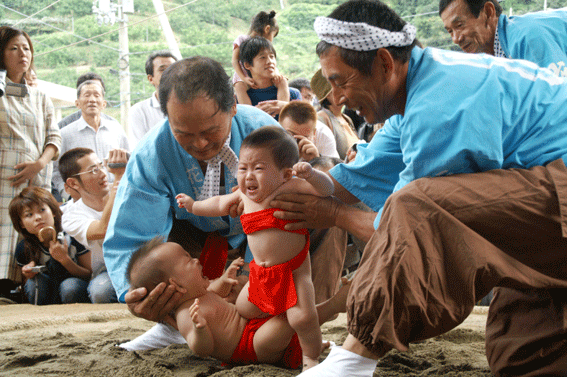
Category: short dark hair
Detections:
[
  {"x1": 159, "y1": 56, "x2": 235, "y2": 116},
  {"x1": 309, "y1": 156, "x2": 342, "y2": 171},
  {"x1": 289, "y1": 78, "x2": 311, "y2": 91},
  {"x1": 249, "y1": 10, "x2": 279, "y2": 37},
  {"x1": 439, "y1": 0, "x2": 502, "y2": 17},
  {"x1": 76, "y1": 79, "x2": 105, "y2": 99},
  {"x1": 239, "y1": 37, "x2": 277, "y2": 77},
  {"x1": 145, "y1": 50, "x2": 177, "y2": 76},
  {"x1": 279, "y1": 101, "x2": 317, "y2": 126},
  {"x1": 58, "y1": 147, "x2": 95, "y2": 182},
  {"x1": 76, "y1": 72, "x2": 105, "y2": 91},
  {"x1": 126, "y1": 236, "x2": 168, "y2": 291},
  {"x1": 241, "y1": 126, "x2": 299, "y2": 170},
  {"x1": 316, "y1": 0, "x2": 418, "y2": 76},
  {"x1": 0, "y1": 27, "x2": 34, "y2": 75}
]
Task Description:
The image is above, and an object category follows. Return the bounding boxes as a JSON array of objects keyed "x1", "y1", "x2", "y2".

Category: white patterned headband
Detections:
[{"x1": 314, "y1": 16, "x2": 416, "y2": 51}]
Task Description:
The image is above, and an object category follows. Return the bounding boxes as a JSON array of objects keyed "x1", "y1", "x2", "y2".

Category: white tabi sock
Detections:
[
  {"x1": 118, "y1": 322, "x2": 187, "y2": 351},
  {"x1": 297, "y1": 346, "x2": 378, "y2": 377}
]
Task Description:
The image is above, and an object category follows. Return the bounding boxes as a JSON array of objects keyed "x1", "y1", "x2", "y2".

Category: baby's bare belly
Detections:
[{"x1": 248, "y1": 230, "x2": 306, "y2": 266}]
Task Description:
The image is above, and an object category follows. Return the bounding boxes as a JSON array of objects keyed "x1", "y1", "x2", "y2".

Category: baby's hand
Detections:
[
  {"x1": 244, "y1": 77, "x2": 256, "y2": 89},
  {"x1": 189, "y1": 298, "x2": 207, "y2": 329},
  {"x1": 217, "y1": 257, "x2": 243, "y2": 289},
  {"x1": 224, "y1": 258, "x2": 244, "y2": 282},
  {"x1": 176, "y1": 193, "x2": 194, "y2": 213},
  {"x1": 272, "y1": 74, "x2": 284, "y2": 85},
  {"x1": 293, "y1": 162, "x2": 313, "y2": 179}
]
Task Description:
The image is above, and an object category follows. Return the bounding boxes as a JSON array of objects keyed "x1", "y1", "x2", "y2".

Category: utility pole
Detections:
[
  {"x1": 118, "y1": 0, "x2": 131, "y2": 135},
  {"x1": 152, "y1": 0, "x2": 182, "y2": 60},
  {"x1": 92, "y1": 0, "x2": 133, "y2": 134}
]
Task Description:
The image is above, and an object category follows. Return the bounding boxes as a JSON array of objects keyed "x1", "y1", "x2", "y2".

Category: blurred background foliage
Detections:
[{"x1": 1, "y1": 0, "x2": 561, "y2": 118}]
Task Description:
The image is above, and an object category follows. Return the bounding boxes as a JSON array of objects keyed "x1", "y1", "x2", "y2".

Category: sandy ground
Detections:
[{"x1": 0, "y1": 303, "x2": 492, "y2": 376}]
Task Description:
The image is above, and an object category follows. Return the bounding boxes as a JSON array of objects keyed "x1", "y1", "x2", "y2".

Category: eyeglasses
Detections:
[{"x1": 72, "y1": 163, "x2": 105, "y2": 177}]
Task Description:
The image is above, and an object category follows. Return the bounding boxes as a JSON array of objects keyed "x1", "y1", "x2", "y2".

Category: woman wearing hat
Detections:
[{"x1": 311, "y1": 69, "x2": 360, "y2": 160}]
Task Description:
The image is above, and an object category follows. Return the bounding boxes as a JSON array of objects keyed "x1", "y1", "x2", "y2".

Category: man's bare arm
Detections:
[{"x1": 271, "y1": 181, "x2": 376, "y2": 243}]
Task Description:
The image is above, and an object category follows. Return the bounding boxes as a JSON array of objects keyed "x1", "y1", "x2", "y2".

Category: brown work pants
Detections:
[{"x1": 347, "y1": 159, "x2": 567, "y2": 376}]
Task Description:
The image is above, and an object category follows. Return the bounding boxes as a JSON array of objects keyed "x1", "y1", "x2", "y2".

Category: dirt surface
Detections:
[{"x1": 0, "y1": 304, "x2": 491, "y2": 376}]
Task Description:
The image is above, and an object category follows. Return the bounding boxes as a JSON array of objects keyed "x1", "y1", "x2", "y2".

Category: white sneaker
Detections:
[
  {"x1": 119, "y1": 323, "x2": 187, "y2": 351},
  {"x1": 298, "y1": 346, "x2": 378, "y2": 377}
]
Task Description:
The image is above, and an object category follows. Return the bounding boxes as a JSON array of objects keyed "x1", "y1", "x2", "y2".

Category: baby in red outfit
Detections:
[
  {"x1": 176, "y1": 126, "x2": 335, "y2": 371},
  {"x1": 126, "y1": 239, "x2": 348, "y2": 368}
]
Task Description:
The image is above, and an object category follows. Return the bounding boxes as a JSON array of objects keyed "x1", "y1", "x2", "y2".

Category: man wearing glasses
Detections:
[
  {"x1": 58, "y1": 147, "x2": 128, "y2": 303},
  {"x1": 52, "y1": 80, "x2": 130, "y2": 201}
]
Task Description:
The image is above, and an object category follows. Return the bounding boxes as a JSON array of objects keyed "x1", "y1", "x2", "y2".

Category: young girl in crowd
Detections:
[
  {"x1": 9, "y1": 187, "x2": 91, "y2": 305},
  {"x1": 231, "y1": 10, "x2": 289, "y2": 105}
]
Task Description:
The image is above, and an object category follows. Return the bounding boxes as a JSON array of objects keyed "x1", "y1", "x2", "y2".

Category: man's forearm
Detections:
[{"x1": 333, "y1": 202, "x2": 377, "y2": 243}]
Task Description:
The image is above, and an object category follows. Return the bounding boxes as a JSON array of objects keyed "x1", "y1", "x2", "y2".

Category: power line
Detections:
[
  {"x1": 12, "y1": 0, "x2": 65, "y2": 27},
  {"x1": 10, "y1": 1, "x2": 451, "y2": 60},
  {"x1": 402, "y1": 10, "x2": 439, "y2": 19},
  {"x1": 30, "y1": 0, "x2": 440, "y2": 59},
  {"x1": 35, "y1": 0, "x2": 200, "y2": 58},
  {"x1": 0, "y1": 3, "x2": 120, "y2": 52}
]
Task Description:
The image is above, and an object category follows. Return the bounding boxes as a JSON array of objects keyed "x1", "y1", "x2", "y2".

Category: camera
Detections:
[
  {"x1": 29, "y1": 265, "x2": 46, "y2": 273},
  {"x1": 0, "y1": 69, "x2": 5, "y2": 97},
  {"x1": 105, "y1": 152, "x2": 131, "y2": 169},
  {"x1": 57, "y1": 232, "x2": 65, "y2": 244},
  {"x1": 0, "y1": 69, "x2": 28, "y2": 98}
]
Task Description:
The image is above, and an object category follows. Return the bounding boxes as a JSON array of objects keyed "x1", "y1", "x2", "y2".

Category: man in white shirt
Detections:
[
  {"x1": 52, "y1": 80, "x2": 130, "y2": 200},
  {"x1": 59, "y1": 147, "x2": 128, "y2": 303},
  {"x1": 279, "y1": 100, "x2": 340, "y2": 161},
  {"x1": 58, "y1": 72, "x2": 117, "y2": 129},
  {"x1": 129, "y1": 50, "x2": 177, "y2": 147}
]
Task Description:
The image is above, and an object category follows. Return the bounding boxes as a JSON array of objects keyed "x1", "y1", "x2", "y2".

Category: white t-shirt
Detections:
[
  {"x1": 129, "y1": 93, "x2": 166, "y2": 147},
  {"x1": 61, "y1": 198, "x2": 106, "y2": 277},
  {"x1": 315, "y1": 120, "x2": 340, "y2": 159}
]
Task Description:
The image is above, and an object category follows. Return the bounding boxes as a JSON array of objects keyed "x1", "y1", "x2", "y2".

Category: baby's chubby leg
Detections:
[
  {"x1": 287, "y1": 260, "x2": 322, "y2": 371},
  {"x1": 253, "y1": 315, "x2": 296, "y2": 364}
]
